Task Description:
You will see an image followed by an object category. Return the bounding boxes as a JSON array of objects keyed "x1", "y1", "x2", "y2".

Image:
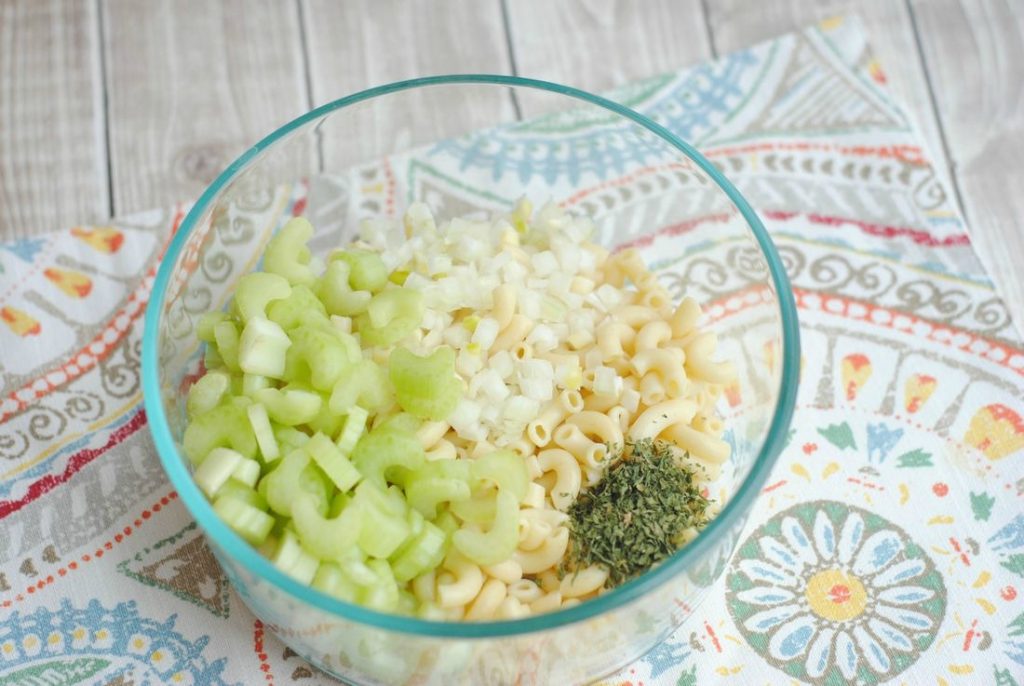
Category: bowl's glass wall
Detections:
[{"x1": 150, "y1": 80, "x2": 789, "y2": 685}]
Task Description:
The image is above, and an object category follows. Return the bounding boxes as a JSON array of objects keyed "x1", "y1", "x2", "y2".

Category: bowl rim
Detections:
[{"x1": 142, "y1": 74, "x2": 801, "y2": 638}]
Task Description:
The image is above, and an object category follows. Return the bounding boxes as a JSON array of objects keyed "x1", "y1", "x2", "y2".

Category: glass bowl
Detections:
[{"x1": 142, "y1": 75, "x2": 799, "y2": 685}]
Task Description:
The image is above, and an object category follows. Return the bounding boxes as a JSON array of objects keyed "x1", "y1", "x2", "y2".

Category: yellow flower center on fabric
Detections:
[{"x1": 805, "y1": 568, "x2": 867, "y2": 621}]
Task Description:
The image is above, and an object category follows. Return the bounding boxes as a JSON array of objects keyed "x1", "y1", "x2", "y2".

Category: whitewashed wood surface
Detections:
[{"x1": 1, "y1": 0, "x2": 1021, "y2": 320}]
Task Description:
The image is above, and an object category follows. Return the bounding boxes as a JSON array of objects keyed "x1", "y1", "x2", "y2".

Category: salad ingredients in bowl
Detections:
[{"x1": 186, "y1": 199, "x2": 734, "y2": 621}]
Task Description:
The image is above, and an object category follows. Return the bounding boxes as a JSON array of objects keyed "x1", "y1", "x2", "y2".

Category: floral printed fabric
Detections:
[{"x1": 1, "y1": 15, "x2": 1023, "y2": 686}]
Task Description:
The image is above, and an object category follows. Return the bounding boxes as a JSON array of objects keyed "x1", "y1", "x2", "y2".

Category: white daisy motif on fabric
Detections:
[{"x1": 726, "y1": 501, "x2": 946, "y2": 685}]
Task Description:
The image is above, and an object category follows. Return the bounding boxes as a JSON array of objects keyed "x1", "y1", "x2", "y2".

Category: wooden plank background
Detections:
[{"x1": 1, "y1": 0, "x2": 1020, "y2": 320}]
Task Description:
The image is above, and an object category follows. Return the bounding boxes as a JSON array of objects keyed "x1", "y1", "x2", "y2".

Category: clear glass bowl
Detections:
[{"x1": 142, "y1": 75, "x2": 800, "y2": 685}]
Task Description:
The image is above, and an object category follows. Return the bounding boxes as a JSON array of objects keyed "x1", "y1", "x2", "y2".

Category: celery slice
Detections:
[
  {"x1": 353, "y1": 482, "x2": 411, "y2": 559},
  {"x1": 318, "y1": 260, "x2": 372, "y2": 316},
  {"x1": 272, "y1": 529, "x2": 320, "y2": 584},
  {"x1": 328, "y1": 360, "x2": 392, "y2": 414},
  {"x1": 471, "y1": 450, "x2": 529, "y2": 503},
  {"x1": 452, "y1": 490, "x2": 519, "y2": 566},
  {"x1": 263, "y1": 449, "x2": 330, "y2": 518},
  {"x1": 267, "y1": 284, "x2": 329, "y2": 331},
  {"x1": 246, "y1": 402, "x2": 280, "y2": 462},
  {"x1": 238, "y1": 317, "x2": 291, "y2": 379},
  {"x1": 264, "y1": 217, "x2": 317, "y2": 287},
  {"x1": 254, "y1": 387, "x2": 321, "y2": 426},
  {"x1": 213, "y1": 320, "x2": 241, "y2": 372},
  {"x1": 305, "y1": 432, "x2": 360, "y2": 492},
  {"x1": 231, "y1": 457, "x2": 262, "y2": 488},
  {"x1": 405, "y1": 460, "x2": 471, "y2": 519},
  {"x1": 335, "y1": 407, "x2": 369, "y2": 455},
  {"x1": 390, "y1": 521, "x2": 447, "y2": 582},
  {"x1": 183, "y1": 404, "x2": 257, "y2": 464},
  {"x1": 274, "y1": 425, "x2": 310, "y2": 454},
  {"x1": 193, "y1": 447, "x2": 243, "y2": 498},
  {"x1": 197, "y1": 311, "x2": 231, "y2": 343},
  {"x1": 235, "y1": 272, "x2": 291, "y2": 322},
  {"x1": 217, "y1": 478, "x2": 267, "y2": 510},
  {"x1": 389, "y1": 346, "x2": 461, "y2": 421},
  {"x1": 356, "y1": 289, "x2": 424, "y2": 347},
  {"x1": 284, "y1": 325, "x2": 355, "y2": 391},
  {"x1": 360, "y1": 558, "x2": 400, "y2": 612},
  {"x1": 312, "y1": 562, "x2": 359, "y2": 602},
  {"x1": 331, "y1": 249, "x2": 388, "y2": 293},
  {"x1": 292, "y1": 492, "x2": 362, "y2": 559},
  {"x1": 214, "y1": 495, "x2": 274, "y2": 545},
  {"x1": 242, "y1": 373, "x2": 272, "y2": 396},
  {"x1": 186, "y1": 370, "x2": 230, "y2": 418},
  {"x1": 351, "y1": 417, "x2": 425, "y2": 489}
]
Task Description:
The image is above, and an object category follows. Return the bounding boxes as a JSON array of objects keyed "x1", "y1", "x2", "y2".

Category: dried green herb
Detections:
[{"x1": 563, "y1": 438, "x2": 710, "y2": 586}]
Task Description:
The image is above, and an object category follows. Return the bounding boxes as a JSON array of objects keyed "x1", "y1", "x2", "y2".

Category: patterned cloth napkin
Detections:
[{"x1": 2, "y1": 15, "x2": 1023, "y2": 686}]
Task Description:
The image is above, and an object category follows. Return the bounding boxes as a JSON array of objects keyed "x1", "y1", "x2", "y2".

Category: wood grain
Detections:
[
  {"x1": 911, "y1": 0, "x2": 1024, "y2": 324},
  {"x1": 102, "y1": 0, "x2": 311, "y2": 215},
  {"x1": 503, "y1": 0, "x2": 712, "y2": 115},
  {"x1": 703, "y1": 0, "x2": 958, "y2": 206},
  {"x1": 301, "y1": 0, "x2": 514, "y2": 169},
  {"x1": 0, "y1": 0, "x2": 106, "y2": 239}
]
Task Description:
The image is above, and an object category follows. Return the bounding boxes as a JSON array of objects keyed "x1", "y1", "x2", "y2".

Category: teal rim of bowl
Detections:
[{"x1": 142, "y1": 74, "x2": 801, "y2": 639}]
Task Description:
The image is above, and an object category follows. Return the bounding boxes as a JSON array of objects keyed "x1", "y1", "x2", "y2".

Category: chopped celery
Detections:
[
  {"x1": 262, "y1": 449, "x2": 330, "y2": 518},
  {"x1": 389, "y1": 346, "x2": 461, "y2": 420},
  {"x1": 312, "y1": 562, "x2": 359, "y2": 602},
  {"x1": 305, "y1": 432, "x2": 360, "y2": 492},
  {"x1": 274, "y1": 425, "x2": 310, "y2": 454},
  {"x1": 186, "y1": 370, "x2": 230, "y2": 418},
  {"x1": 217, "y1": 478, "x2": 267, "y2": 510},
  {"x1": 254, "y1": 387, "x2": 321, "y2": 426},
  {"x1": 449, "y1": 488, "x2": 498, "y2": 524},
  {"x1": 353, "y1": 482, "x2": 411, "y2": 559},
  {"x1": 264, "y1": 217, "x2": 316, "y2": 287},
  {"x1": 452, "y1": 490, "x2": 519, "y2": 566},
  {"x1": 335, "y1": 407, "x2": 369, "y2": 455},
  {"x1": 328, "y1": 360, "x2": 392, "y2": 414},
  {"x1": 235, "y1": 272, "x2": 291, "y2": 322},
  {"x1": 197, "y1": 311, "x2": 231, "y2": 343},
  {"x1": 267, "y1": 284, "x2": 329, "y2": 331},
  {"x1": 238, "y1": 317, "x2": 291, "y2": 378},
  {"x1": 242, "y1": 373, "x2": 272, "y2": 396},
  {"x1": 214, "y1": 495, "x2": 275, "y2": 545},
  {"x1": 471, "y1": 450, "x2": 529, "y2": 503},
  {"x1": 351, "y1": 416, "x2": 425, "y2": 489},
  {"x1": 318, "y1": 260, "x2": 372, "y2": 316},
  {"x1": 291, "y1": 493, "x2": 362, "y2": 559},
  {"x1": 331, "y1": 249, "x2": 388, "y2": 293},
  {"x1": 390, "y1": 520, "x2": 447, "y2": 582},
  {"x1": 193, "y1": 447, "x2": 243, "y2": 498},
  {"x1": 284, "y1": 325, "x2": 355, "y2": 391},
  {"x1": 246, "y1": 402, "x2": 280, "y2": 462},
  {"x1": 433, "y1": 508, "x2": 460, "y2": 536},
  {"x1": 307, "y1": 399, "x2": 345, "y2": 438},
  {"x1": 231, "y1": 457, "x2": 262, "y2": 488},
  {"x1": 360, "y1": 559, "x2": 400, "y2": 612},
  {"x1": 213, "y1": 320, "x2": 241, "y2": 372},
  {"x1": 404, "y1": 460, "x2": 471, "y2": 518},
  {"x1": 272, "y1": 529, "x2": 319, "y2": 584},
  {"x1": 356, "y1": 289, "x2": 424, "y2": 347},
  {"x1": 183, "y1": 404, "x2": 257, "y2": 464}
]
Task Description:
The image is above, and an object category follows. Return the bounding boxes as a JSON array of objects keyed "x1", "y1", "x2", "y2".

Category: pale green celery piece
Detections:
[
  {"x1": 263, "y1": 448, "x2": 331, "y2": 518},
  {"x1": 340, "y1": 555, "x2": 378, "y2": 586},
  {"x1": 267, "y1": 284, "x2": 329, "y2": 331},
  {"x1": 305, "y1": 432, "x2": 360, "y2": 492},
  {"x1": 254, "y1": 387, "x2": 321, "y2": 426},
  {"x1": 389, "y1": 346, "x2": 461, "y2": 420},
  {"x1": 471, "y1": 450, "x2": 529, "y2": 502},
  {"x1": 242, "y1": 373, "x2": 272, "y2": 397},
  {"x1": 235, "y1": 272, "x2": 292, "y2": 322},
  {"x1": 405, "y1": 460, "x2": 471, "y2": 518},
  {"x1": 448, "y1": 487, "x2": 498, "y2": 524},
  {"x1": 328, "y1": 360, "x2": 392, "y2": 414},
  {"x1": 452, "y1": 490, "x2": 519, "y2": 566},
  {"x1": 197, "y1": 311, "x2": 231, "y2": 343},
  {"x1": 213, "y1": 320, "x2": 242, "y2": 372},
  {"x1": 264, "y1": 217, "x2": 317, "y2": 287},
  {"x1": 318, "y1": 260, "x2": 372, "y2": 316},
  {"x1": 397, "y1": 589, "x2": 418, "y2": 615},
  {"x1": 274, "y1": 425, "x2": 310, "y2": 454},
  {"x1": 356, "y1": 289, "x2": 424, "y2": 347},
  {"x1": 238, "y1": 317, "x2": 291, "y2": 378},
  {"x1": 351, "y1": 417, "x2": 425, "y2": 489},
  {"x1": 183, "y1": 404, "x2": 258, "y2": 464},
  {"x1": 331, "y1": 249, "x2": 388, "y2": 293},
  {"x1": 186, "y1": 370, "x2": 230, "y2": 418},
  {"x1": 360, "y1": 559, "x2": 400, "y2": 612},
  {"x1": 217, "y1": 478, "x2": 267, "y2": 510},
  {"x1": 231, "y1": 457, "x2": 262, "y2": 488},
  {"x1": 213, "y1": 496, "x2": 275, "y2": 545},
  {"x1": 291, "y1": 492, "x2": 362, "y2": 559},
  {"x1": 307, "y1": 400, "x2": 345, "y2": 438},
  {"x1": 353, "y1": 481, "x2": 411, "y2": 559},
  {"x1": 229, "y1": 394, "x2": 253, "y2": 409},
  {"x1": 433, "y1": 508, "x2": 460, "y2": 536},
  {"x1": 312, "y1": 561, "x2": 359, "y2": 602},
  {"x1": 204, "y1": 344, "x2": 225, "y2": 370},
  {"x1": 390, "y1": 520, "x2": 447, "y2": 582},
  {"x1": 193, "y1": 447, "x2": 244, "y2": 498},
  {"x1": 284, "y1": 325, "x2": 355, "y2": 391},
  {"x1": 272, "y1": 529, "x2": 320, "y2": 584},
  {"x1": 246, "y1": 403, "x2": 280, "y2": 462},
  {"x1": 328, "y1": 491, "x2": 351, "y2": 518},
  {"x1": 335, "y1": 407, "x2": 369, "y2": 455}
]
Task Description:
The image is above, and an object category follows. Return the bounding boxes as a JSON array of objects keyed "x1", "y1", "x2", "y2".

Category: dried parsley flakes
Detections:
[{"x1": 563, "y1": 438, "x2": 710, "y2": 586}]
